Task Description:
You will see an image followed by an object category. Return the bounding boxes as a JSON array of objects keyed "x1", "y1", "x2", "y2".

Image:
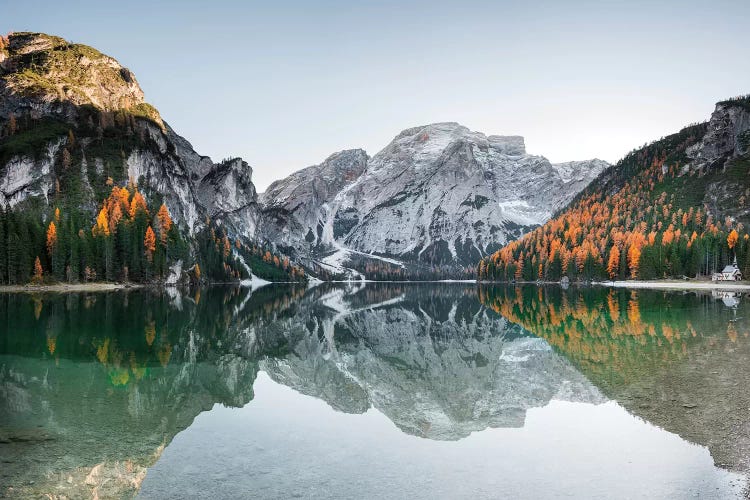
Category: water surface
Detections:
[{"x1": 0, "y1": 284, "x2": 748, "y2": 498}]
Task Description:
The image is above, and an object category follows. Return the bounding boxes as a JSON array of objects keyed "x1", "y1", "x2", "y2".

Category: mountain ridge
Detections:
[
  {"x1": 479, "y1": 95, "x2": 750, "y2": 282},
  {"x1": 0, "y1": 31, "x2": 303, "y2": 284},
  {"x1": 258, "y1": 121, "x2": 607, "y2": 278}
]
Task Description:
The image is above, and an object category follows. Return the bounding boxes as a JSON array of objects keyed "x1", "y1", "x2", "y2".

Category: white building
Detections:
[{"x1": 712, "y1": 259, "x2": 743, "y2": 281}]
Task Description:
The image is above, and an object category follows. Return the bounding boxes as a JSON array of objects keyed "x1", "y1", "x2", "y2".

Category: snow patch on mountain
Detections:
[{"x1": 257, "y1": 122, "x2": 608, "y2": 274}]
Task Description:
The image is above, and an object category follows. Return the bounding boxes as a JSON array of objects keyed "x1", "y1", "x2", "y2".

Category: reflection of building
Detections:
[
  {"x1": 712, "y1": 290, "x2": 742, "y2": 308},
  {"x1": 712, "y1": 258, "x2": 742, "y2": 281}
]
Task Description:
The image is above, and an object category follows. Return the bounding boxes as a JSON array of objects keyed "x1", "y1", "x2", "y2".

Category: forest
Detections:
[
  {"x1": 478, "y1": 120, "x2": 750, "y2": 282},
  {"x1": 0, "y1": 180, "x2": 306, "y2": 285},
  {"x1": 0, "y1": 96, "x2": 305, "y2": 285}
]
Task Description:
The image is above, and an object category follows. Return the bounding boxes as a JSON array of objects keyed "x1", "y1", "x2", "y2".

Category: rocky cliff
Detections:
[
  {"x1": 259, "y1": 122, "x2": 607, "y2": 275},
  {"x1": 1, "y1": 32, "x2": 608, "y2": 280},
  {"x1": 478, "y1": 95, "x2": 750, "y2": 282},
  {"x1": 0, "y1": 32, "x2": 259, "y2": 238}
]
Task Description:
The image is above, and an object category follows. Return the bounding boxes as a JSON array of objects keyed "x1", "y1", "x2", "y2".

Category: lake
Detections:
[{"x1": 1, "y1": 283, "x2": 748, "y2": 499}]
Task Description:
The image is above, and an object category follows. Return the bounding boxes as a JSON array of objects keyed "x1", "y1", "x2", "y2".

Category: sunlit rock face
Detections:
[{"x1": 258, "y1": 122, "x2": 607, "y2": 272}]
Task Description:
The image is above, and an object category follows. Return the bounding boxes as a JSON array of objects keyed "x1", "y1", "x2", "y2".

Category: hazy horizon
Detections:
[{"x1": 5, "y1": 0, "x2": 749, "y2": 191}]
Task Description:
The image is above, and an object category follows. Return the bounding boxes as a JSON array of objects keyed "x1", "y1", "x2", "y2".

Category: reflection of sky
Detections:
[
  {"x1": 140, "y1": 372, "x2": 745, "y2": 499},
  {"x1": 5, "y1": 1, "x2": 750, "y2": 191}
]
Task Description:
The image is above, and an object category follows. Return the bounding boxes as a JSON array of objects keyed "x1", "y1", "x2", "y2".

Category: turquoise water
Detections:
[{"x1": 1, "y1": 284, "x2": 748, "y2": 498}]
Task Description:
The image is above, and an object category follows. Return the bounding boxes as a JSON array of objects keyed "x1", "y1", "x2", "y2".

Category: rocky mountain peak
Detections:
[
  {"x1": 7, "y1": 32, "x2": 67, "y2": 55},
  {"x1": 376, "y1": 123, "x2": 527, "y2": 173},
  {"x1": 0, "y1": 32, "x2": 254, "y2": 242},
  {"x1": 0, "y1": 32, "x2": 161, "y2": 126},
  {"x1": 687, "y1": 97, "x2": 750, "y2": 172},
  {"x1": 257, "y1": 120, "x2": 608, "y2": 276}
]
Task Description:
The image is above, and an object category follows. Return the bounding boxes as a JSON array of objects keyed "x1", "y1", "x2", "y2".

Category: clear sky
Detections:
[{"x1": 5, "y1": 0, "x2": 749, "y2": 191}]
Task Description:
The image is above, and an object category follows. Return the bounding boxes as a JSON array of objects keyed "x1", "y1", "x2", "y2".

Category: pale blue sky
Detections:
[{"x1": 5, "y1": 0, "x2": 749, "y2": 190}]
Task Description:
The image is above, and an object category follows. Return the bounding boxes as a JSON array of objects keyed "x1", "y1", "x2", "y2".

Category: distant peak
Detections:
[
  {"x1": 391, "y1": 123, "x2": 526, "y2": 155},
  {"x1": 487, "y1": 135, "x2": 525, "y2": 155},
  {"x1": 394, "y1": 122, "x2": 468, "y2": 140},
  {"x1": 323, "y1": 148, "x2": 368, "y2": 163},
  {"x1": 0, "y1": 31, "x2": 163, "y2": 127}
]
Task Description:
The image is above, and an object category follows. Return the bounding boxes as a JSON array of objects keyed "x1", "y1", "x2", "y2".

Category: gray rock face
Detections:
[
  {"x1": 195, "y1": 157, "x2": 259, "y2": 240},
  {"x1": 259, "y1": 149, "x2": 368, "y2": 258},
  {"x1": 684, "y1": 99, "x2": 750, "y2": 226},
  {"x1": 687, "y1": 101, "x2": 750, "y2": 171},
  {"x1": 258, "y1": 122, "x2": 608, "y2": 271},
  {"x1": 0, "y1": 32, "x2": 260, "y2": 240},
  {"x1": 0, "y1": 138, "x2": 62, "y2": 208}
]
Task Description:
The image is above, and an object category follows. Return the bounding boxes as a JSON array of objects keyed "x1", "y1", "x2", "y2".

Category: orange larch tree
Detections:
[
  {"x1": 33, "y1": 257, "x2": 43, "y2": 284},
  {"x1": 46, "y1": 222, "x2": 57, "y2": 256},
  {"x1": 627, "y1": 244, "x2": 641, "y2": 279},
  {"x1": 93, "y1": 207, "x2": 110, "y2": 237},
  {"x1": 156, "y1": 204, "x2": 173, "y2": 246},
  {"x1": 144, "y1": 226, "x2": 156, "y2": 261},
  {"x1": 607, "y1": 246, "x2": 620, "y2": 279}
]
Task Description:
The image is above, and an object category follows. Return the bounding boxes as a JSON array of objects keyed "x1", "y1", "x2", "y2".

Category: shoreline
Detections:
[
  {"x1": 0, "y1": 282, "x2": 144, "y2": 293},
  {"x1": 3, "y1": 279, "x2": 750, "y2": 293},
  {"x1": 478, "y1": 279, "x2": 750, "y2": 292},
  {"x1": 594, "y1": 280, "x2": 750, "y2": 291}
]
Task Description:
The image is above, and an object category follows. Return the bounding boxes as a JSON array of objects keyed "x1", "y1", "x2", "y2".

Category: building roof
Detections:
[{"x1": 722, "y1": 265, "x2": 740, "y2": 273}]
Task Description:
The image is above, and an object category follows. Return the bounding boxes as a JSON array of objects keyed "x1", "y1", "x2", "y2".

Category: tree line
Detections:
[{"x1": 478, "y1": 124, "x2": 750, "y2": 282}]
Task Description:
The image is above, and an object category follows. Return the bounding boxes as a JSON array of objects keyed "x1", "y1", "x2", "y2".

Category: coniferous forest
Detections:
[{"x1": 0, "y1": 181, "x2": 306, "y2": 285}]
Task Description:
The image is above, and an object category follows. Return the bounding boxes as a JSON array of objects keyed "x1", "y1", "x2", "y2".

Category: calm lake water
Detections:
[{"x1": 1, "y1": 283, "x2": 748, "y2": 498}]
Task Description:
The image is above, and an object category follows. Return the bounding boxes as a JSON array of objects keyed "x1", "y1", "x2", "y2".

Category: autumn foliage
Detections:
[
  {"x1": 144, "y1": 226, "x2": 156, "y2": 261},
  {"x1": 478, "y1": 123, "x2": 750, "y2": 282}
]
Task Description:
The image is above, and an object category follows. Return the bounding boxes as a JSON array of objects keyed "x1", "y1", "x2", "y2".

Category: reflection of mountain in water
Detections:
[
  {"x1": 0, "y1": 284, "x2": 603, "y2": 497},
  {"x1": 263, "y1": 284, "x2": 604, "y2": 440},
  {"x1": 10, "y1": 283, "x2": 750, "y2": 496},
  {"x1": 479, "y1": 285, "x2": 750, "y2": 475}
]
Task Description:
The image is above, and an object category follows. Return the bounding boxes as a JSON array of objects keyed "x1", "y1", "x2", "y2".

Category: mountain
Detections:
[
  {"x1": 0, "y1": 32, "x2": 302, "y2": 284},
  {"x1": 0, "y1": 32, "x2": 260, "y2": 236},
  {"x1": 479, "y1": 95, "x2": 750, "y2": 282},
  {"x1": 259, "y1": 122, "x2": 608, "y2": 277}
]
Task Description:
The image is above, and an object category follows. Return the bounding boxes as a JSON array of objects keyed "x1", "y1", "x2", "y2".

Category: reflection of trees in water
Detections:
[
  {"x1": 478, "y1": 286, "x2": 749, "y2": 380},
  {"x1": 4, "y1": 283, "x2": 749, "y2": 497},
  {"x1": 0, "y1": 285, "x2": 309, "y2": 383},
  {"x1": 0, "y1": 285, "x2": 309, "y2": 498},
  {"x1": 0, "y1": 284, "x2": 599, "y2": 497},
  {"x1": 478, "y1": 284, "x2": 750, "y2": 474}
]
